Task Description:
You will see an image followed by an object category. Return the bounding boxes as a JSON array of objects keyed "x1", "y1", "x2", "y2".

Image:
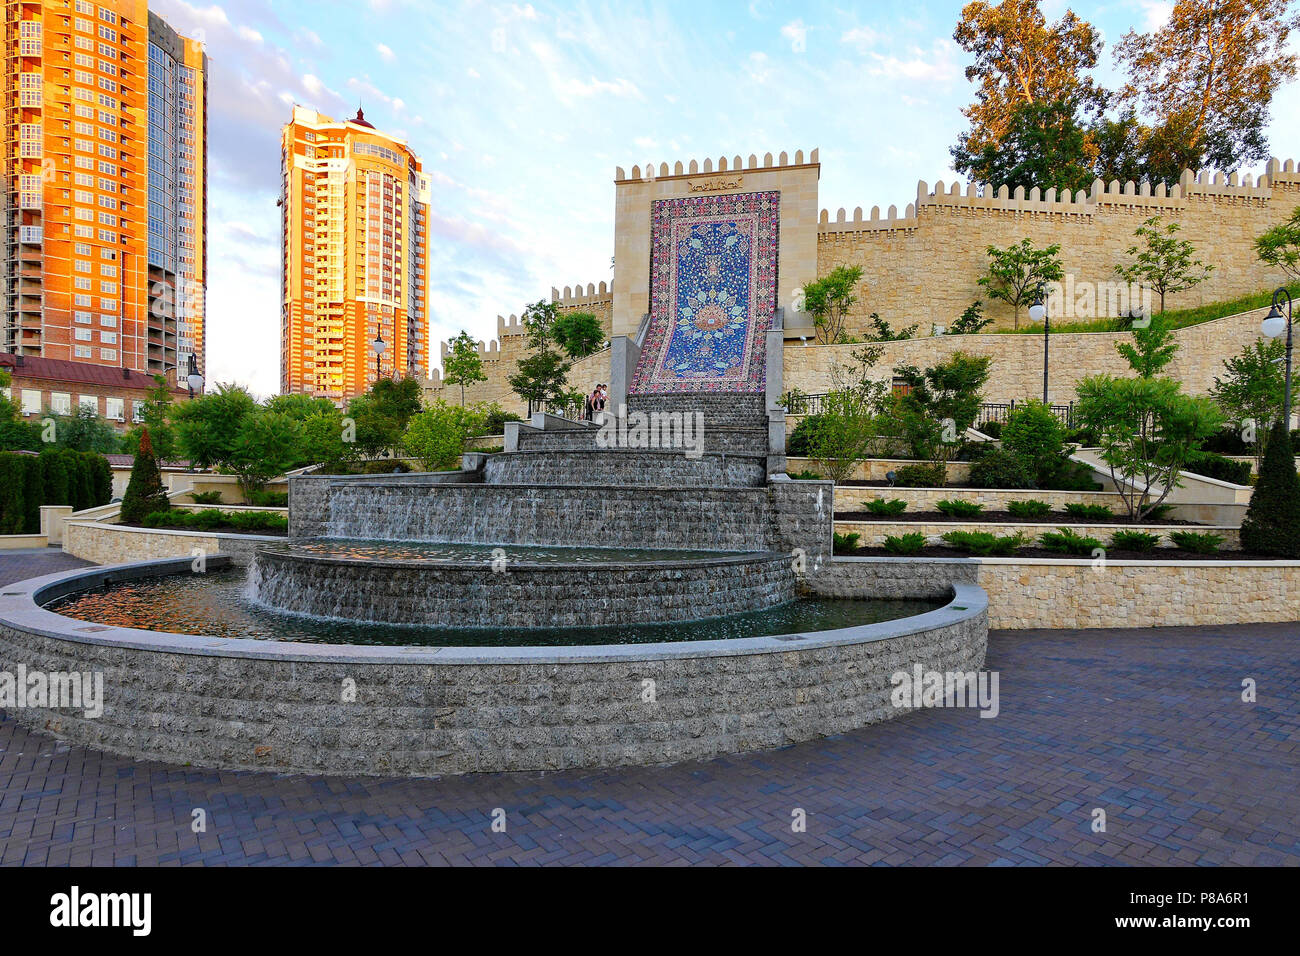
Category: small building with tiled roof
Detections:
[{"x1": 0, "y1": 352, "x2": 191, "y2": 432}]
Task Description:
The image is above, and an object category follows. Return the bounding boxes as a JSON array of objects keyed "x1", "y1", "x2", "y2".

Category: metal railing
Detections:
[{"x1": 781, "y1": 392, "x2": 1077, "y2": 428}]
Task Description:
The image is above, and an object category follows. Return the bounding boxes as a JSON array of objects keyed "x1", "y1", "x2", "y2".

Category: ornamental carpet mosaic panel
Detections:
[{"x1": 630, "y1": 190, "x2": 779, "y2": 394}]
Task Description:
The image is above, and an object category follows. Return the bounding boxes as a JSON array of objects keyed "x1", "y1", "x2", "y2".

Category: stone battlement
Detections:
[{"x1": 615, "y1": 148, "x2": 820, "y2": 183}]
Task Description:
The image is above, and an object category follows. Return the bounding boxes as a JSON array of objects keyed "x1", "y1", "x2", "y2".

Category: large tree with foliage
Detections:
[
  {"x1": 0, "y1": 369, "x2": 39, "y2": 452},
  {"x1": 802, "y1": 265, "x2": 864, "y2": 345},
  {"x1": 122, "y1": 375, "x2": 178, "y2": 460},
  {"x1": 1114, "y1": 0, "x2": 1300, "y2": 176},
  {"x1": 227, "y1": 411, "x2": 304, "y2": 496},
  {"x1": 550, "y1": 311, "x2": 605, "y2": 359},
  {"x1": 977, "y1": 238, "x2": 1063, "y2": 329},
  {"x1": 954, "y1": 98, "x2": 1097, "y2": 194},
  {"x1": 1114, "y1": 216, "x2": 1212, "y2": 315},
  {"x1": 346, "y1": 376, "x2": 423, "y2": 459},
  {"x1": 442, "y1": 330, "x2": 488, "y2": 405},
  {"x1": 172, "y1": 383, "x2": 257, "y2": 470},
  {"x1": 950, "y1": 0, "x2": 1105, "y2": 177},
  {"x1": 1075, "y1": 374, "x2": 1222, "y2": 522},
  {"x1": 1211, "y1": 338, "x2": 1287, "y2": 470}
]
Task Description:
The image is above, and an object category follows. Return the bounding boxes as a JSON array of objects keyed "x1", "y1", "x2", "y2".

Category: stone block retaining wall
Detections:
[{"x1": 834, "y1": 520, "x2": 1241, "y2": 550}]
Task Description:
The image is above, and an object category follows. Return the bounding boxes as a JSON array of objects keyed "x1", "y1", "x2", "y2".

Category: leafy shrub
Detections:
[
  {"x1": 968, "y1": 447, "x2": 1035, "y2": 489},
  {"x1": 1186, "y1": 452, "x2": 1252, "y2": 485},
  {"x1": 975, "y1": 420, "x2": 1002, "y2": 439},
  {"x1": 832, "y1": 531, "x2": 861, "y2": 554},
  {"x1": 891, "y1": 462, "x2": 947, "y2": 487},
  {"x1": 1042, "y1": 457, "x2": 1104, "y2": 491},
  {"x1": 1109, "y1": 530, "x2": 1160, "y2": 552},
  {"x1": 1064, "y1": 503, "x2": 1113, "y2": 520},
  {"x1": 787, "y1": 469, "x2": 825, "y2": 481},
  {"x1": 190, "y1": 490, "x2": 224, "y2": 505},
  {"x1": 786, "y1": 414, "x2": 825, "y2": 457},
  {"x1": 1006, "y1": 499, "x2": 1051, "y2": 519},
  {"x1": 865, "y1": 497, "x2": 908, "y2": 516},
  {"x1": 941, "y1": 530, "x2": 1025, "y2": 556},
  {"x1": 479, "y1": 406, "x2": 524, "y2": 437},
  {"x1": 884, "y1": 532, "x2": 926, "y2": 555},
  {"x1": 1240, "y1": 421, "x2": 1300, "y2": 557},
  {"x1": 936, "y1": 498, "x2": 984, "y2": 518},
  {"x1": 248, "y1": 489, "x2": 288, "y2": 507},
  {"x1": 1201, "y1": 426, "x2": 1252, "y2": 456},
  {"x1": 1002, "y1": 401, "x2": 1066, "y2": 486},
  {"x1": 143, "y1": 509, "x2": 288, "y2": 533},
  {"x1": 1145, "y1": 504, "x2": 1175, "y2": 521},
  {"x1": 1062, "y1": 425, "x2": 1100, "y2": 447},
  {"x1": 1038, "y1": 528, "x2": 1104, "y2": 555},
  {"x1": 1169, "y1": 530, "x2": 1225, "y2": 554},
  {"x1": 361, "y1": 459, "x2": 412, "y2": 474}
]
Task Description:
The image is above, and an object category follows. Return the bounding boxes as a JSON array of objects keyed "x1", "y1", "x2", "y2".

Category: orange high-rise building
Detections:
[
  {"x1": 1, "y1": 0, "x2": 207, "y2": 382},
  {"x1": 280, "y1": 105, "x2": 430, "y2": 403}
]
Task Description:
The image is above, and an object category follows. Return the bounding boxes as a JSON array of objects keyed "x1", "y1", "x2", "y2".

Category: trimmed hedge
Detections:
[{"x1": 0, "y1": 449, "x2": 112, "y2": 534}]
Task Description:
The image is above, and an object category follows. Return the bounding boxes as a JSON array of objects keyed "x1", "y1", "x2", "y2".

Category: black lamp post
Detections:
[
  {"x1": 371, "y1": 332, "x2": 386, "y2": 381},
  {"x1": 1028, "y1": 296, "x2": 1050, "y2": 403},
  {"x1": 185, "y1": 352, "x2": 203, "y2": 398},
  {"x1": 1260, "y1": 287, "x2": 1295, "y2": 427}
]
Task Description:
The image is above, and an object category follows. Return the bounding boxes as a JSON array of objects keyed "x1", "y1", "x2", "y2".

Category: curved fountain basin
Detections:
[
  {"x1": 248, "y1": 539, "x2": 797, "y2": 628},
  {"x1": 0, "y1": 556, "x2": 989, "y2": 776}
]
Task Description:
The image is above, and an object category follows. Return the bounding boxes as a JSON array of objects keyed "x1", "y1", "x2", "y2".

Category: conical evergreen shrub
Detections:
[
  {"x1": 120, "y1": 426, "x2": 170, "y2": 524},
  {"x1": 1240, "y1": 421, "x2": 1300, "y2": 557}
]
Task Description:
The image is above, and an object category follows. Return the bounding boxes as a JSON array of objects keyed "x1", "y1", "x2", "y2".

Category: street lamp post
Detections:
[
  {"x1": 1260, "y1": 287, "x2": 1295, "y2": 427},
  {"x1": 1028, "y1": 297, "x2": 1050, "y2": 403},
  {"x1": 372, "y1": 332, "x2": 386, "y2": 382},
  {"x1": 185, "y1": 352, "x2": 203, "y2": 398}
]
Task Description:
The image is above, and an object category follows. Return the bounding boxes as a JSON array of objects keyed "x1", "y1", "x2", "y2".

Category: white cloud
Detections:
[
  {"x1": 237, "y1": 26, "x2": 263, "y2": 44},
  {"x1": 376, "y1": 42, "x2": 396, "y2": 63},
  {"x1": 841, "y1": 26, "x2": 880, "y2": 50},
  {"x1": 781, "y1": 19, "x2": 809, "y2": 53}
]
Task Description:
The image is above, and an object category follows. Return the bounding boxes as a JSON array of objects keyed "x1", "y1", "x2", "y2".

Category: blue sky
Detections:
[{"x1": 150, "y1": 0, "x2": 1300, "y2": 397}]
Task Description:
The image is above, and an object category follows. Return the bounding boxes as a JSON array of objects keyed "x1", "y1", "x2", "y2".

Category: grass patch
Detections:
[{"x1": 993, "y1": 284, "x2": 1300, "y2": 335}]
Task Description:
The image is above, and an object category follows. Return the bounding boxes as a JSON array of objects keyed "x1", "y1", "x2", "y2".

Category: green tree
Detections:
[
  {"x1": 804, "y1": 346, "x2": 893, "y2": 483},
  {"x1": 1210, "y1": 338, "x2": 1286, "y2": 470},
  {"x1": 1115, "y1": 314, "x2": 1179, "y2": 377},
  {"x1": 953, "y1": 98, "x2": 1096, "y2": 195},
  {"x1": 865, "y1": 314, "x2": 918, "y2": 342},
  {"x1": 172, "y1": 383, "x2": 257, "y2": 470},
  {"x1": 1075, "y1": 375, "x2": 1222, "y2": 522},
  {"x1": 977, "y1": 238, "x2": 1064, "y2": 329},
  {"x1": 1114, "y1": 0, "x2": 1300, "y2": 175},
  {"x1": 802, "y1": 265, "x2": 863, "y2": 345},
  {"x1": 227, "y1": 411, "x2": 303, "y2": 497},
  {"x1": 1255, "y1": 205, "x2": 1300, "y2": 285},
  {"x1": 951, "y1": 0, "x2": 1106, "y2": 173},
  {"x1": 402, "y1": 401, "x2": 489, "y2": 471},
  {"x1": 892, "y1": 351, "x2": 993, "y2": 462},
  {"x1": 1001, "y1": 400, "x2": 1067, "y2": 486},
  {"x1": 442, "y1": 330, "x2": 488, "y2": 404},
  {"x1": 119, "y1": 426, "x2": 170, "y2": 523},
  {"x1": 550, "y1": 311, "x2": 605, "y2": 359},
  {"x1": 1114, "y1": 216, "x2": 1212, "y2": 315},
  {"x1": 508, "y1": 299, "x2": 572, "y2": 411},
  {"x1": 0, "y1": 370, "x2": 39, "y2": 452},
  {"x1": 346, "y1": 377, "x2": 423, "y2": 459},
  {"x1": 1240, "y1": 420, "x2": 1300, "y2": 556},
  {"x1": 299, "y1": 406, "x2": 358, "y2": 473}
]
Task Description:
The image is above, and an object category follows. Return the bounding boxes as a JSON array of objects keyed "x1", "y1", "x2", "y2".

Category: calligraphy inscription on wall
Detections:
[{"x1": 687, "y1": 176, "x2": 743, "y2": 193}]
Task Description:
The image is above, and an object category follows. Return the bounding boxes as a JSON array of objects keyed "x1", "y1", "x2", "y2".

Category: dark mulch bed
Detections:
[
  {"x1": 836, "y1": 509, "x2": 1197, "y2": 526},
  {"x1": 841, "y1": 545, "x2": 1266, "y2": 561},
  {"x1": 121, "y1": 522, "x2": 288, "y2": 537}
]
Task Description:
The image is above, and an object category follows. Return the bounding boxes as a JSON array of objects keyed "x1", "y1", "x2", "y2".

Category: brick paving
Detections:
[{"x1": 0, "y1": 549, "x2": 1297, "y2": 865}]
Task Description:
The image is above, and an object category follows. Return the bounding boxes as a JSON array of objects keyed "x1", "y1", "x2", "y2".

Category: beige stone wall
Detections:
[
  {"x1": 784, "y1": 306, "x2": 1272, "y2": 404},
  {"x1": 834, "y1": 486, "x2": 1125, "y2": 512},
  {"x1": 818, "y1": 163, "x2": 1300, "y2": 334},
  {"x1": 974, "y1": 559, "x2": 1300, "y2": 629},
  {"x1": 64, "y1": 522, "x2": 223, "y2": 565}
]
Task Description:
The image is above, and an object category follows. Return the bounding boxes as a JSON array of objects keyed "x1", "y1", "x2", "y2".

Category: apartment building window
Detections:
[
  {"x1": 21, "y1": 390, "x2": 41, "y2": 415},
  {"x1": 106, "y1": 397, "x2": 124, "y2": 420},
  {"x1": 100, "y1": 348, "x2": 116, "y2": 361},
  {"x1": 74, "y1": 346, "x2": 93, "y2": 358},
  {"x1": 101, "y1": 331, "x2": 116, "y2": 344},
  {"x1": 50, "y1": 393, "x2": 72, "y2": 415},
  {"x1": 78, "y1": 395, "x2": 98, "y2": 414},
  {"x1": 75, "y1": 328, "x2": 93, "y2": 340}
]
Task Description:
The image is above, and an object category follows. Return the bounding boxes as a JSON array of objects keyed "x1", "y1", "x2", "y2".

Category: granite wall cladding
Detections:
[
  {"x1": 769, "y1": 479, "x2": 835, "y2": 573},
  {"x1": 250, "y1": 550, "x2": 796, "y2": 628},
  {"x1": 320, "y1": 483, "x2": 777, "y2": 551},
  {"x1": 834, "y1": 520, "x2": 1242, "y2": 550},
  {"x1": 0, "y1": 561, "x2": 986, "y2": 776},
  {"x1": 483, "y1": 449, "x2": 768, "y2": 488}
]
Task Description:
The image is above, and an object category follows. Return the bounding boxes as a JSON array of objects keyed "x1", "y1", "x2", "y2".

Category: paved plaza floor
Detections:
[{"x1": 1, "y1": 549, "x2": 1296, "y2": 866}]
